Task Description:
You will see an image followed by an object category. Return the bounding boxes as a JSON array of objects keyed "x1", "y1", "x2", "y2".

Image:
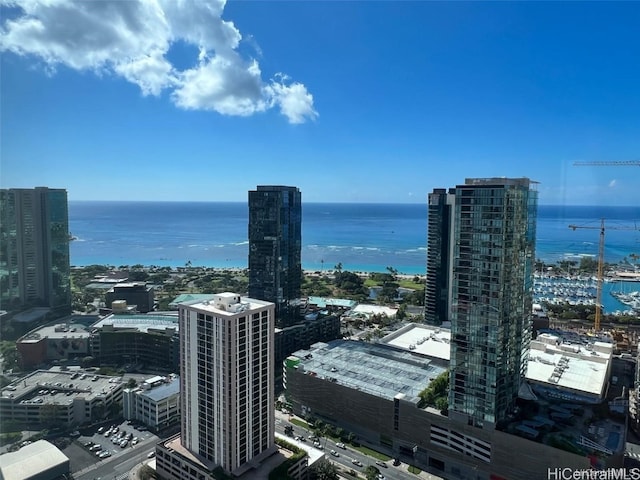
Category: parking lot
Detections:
[{"x1": 69, "y1": 419, "x2": 157, "y2": 473}]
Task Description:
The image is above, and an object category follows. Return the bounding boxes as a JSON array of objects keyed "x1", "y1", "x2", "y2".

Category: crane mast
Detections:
[{"x1": 569, "y1": 219, "x2": 638, "y2": 331}]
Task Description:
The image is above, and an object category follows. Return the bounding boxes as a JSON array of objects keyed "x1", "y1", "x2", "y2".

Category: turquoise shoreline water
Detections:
[
  {"x1": 68, "y1": 201, "x2": 639, "y2": 313},
  {"x1": 69, "y1": 202, "x2": 639, "y2": 274}
]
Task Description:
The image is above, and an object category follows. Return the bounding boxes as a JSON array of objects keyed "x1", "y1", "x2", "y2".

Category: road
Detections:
[
  {"x1": 75, "y1": 412, "x2": 442, "y2": 480},
  {"x1": 275, "y1": 411, "x2": 444, "y2": 480}
]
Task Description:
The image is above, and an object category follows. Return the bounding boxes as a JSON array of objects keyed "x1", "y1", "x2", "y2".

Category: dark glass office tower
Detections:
[
  {"x1": 424, "y1": 188, "x2": 455, "y2": 325},
  {"x1": 439, "y1": 178, "x2": 537, "y2": 429},
  {"x1": 248, "y1": 186, "x2": 302, "y2": 326},
  {"x1": 0, "y1": 187, "x2": 71, "y2": 313}
]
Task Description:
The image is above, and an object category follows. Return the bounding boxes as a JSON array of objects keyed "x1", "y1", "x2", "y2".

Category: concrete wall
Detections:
[{"x1": 286, "y1": 367, "x2": 597, "y2": 480}]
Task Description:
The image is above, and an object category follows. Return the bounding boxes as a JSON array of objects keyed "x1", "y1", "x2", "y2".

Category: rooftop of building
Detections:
[
  {"x1": 526, "y1": 333, "x2": 613, "y2": 397},
  {"x1": 381, "y1": 323, "x2": 612, "y2": 400},
  {"x1": 0, "y1": 369, "x2": 123, "y2": 404},
  {"x1": 186, "y1": 293, "x2": 274, "y2": 316},
  {"x1": 307, "y1": 296, "x2": 357, "y2": 309},
  {"x1": 12, "y1": 307, "x2": 50, "y2": 323},
  {"x1": 18, "y1": 322, "x2": 90, "y2": 344},
  {"x1": 108, "y1": 282, "x2": 152, "y2": 290},
  {"x1": 463, "y1": 177, "x2": 535, "y2": 187},
  {"x1": 133, "y1": 375, "x2": 180, "y2": 402},
  {"x1": 289, "y1": 340, "x2": 446, "y2": 403},
  {"x1": 380, "y1": 323, "x2": 451, "y2": 361},
  {"x1": 348, "y1": 304, "x2": 398, "y2": 319},
  {"x1": 91, "y1": 313, "x2": 178, "y2": 333},
  {"x1": 169, "y1": 293, "x2": 217, "y2": 309},
  {"x1": 0, "y1": 440, "x2": 68, "y2": 480}
]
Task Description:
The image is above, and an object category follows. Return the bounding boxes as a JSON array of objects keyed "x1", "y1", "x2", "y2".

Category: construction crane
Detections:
[
  {"x1": 574, "y1": 161, "x2": 640, "y2": 167},
  {"x1": 568, "y1": 219, "x2": 639, "y2": 331}
]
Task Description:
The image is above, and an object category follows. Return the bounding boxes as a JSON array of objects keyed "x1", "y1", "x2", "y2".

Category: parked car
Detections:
[{"x1": 97, "y1": 427, "x2": 104, "y2": 434}]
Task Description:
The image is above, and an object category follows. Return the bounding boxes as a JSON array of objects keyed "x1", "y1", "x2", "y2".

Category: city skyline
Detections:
[{"x1": 1, "y1": 1, "x2": 639, "y2": 206}]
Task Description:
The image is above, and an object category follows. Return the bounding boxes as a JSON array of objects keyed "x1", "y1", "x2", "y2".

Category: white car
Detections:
[
  {"x1": 147, "y1": 451, "x2": 156, "y2": 458},
  {"x1": 336, "y1": 442, "x2": 346, "y2": 449},
  {"x1": 330, "y1": 450, "x2": 339, "y2": 457},
  {"x1": 352, "y1": 459, "x2": 363, "y2": 467}
]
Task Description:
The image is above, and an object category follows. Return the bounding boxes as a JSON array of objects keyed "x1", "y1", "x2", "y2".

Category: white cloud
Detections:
[
  {"x1": 608, "y1": 179, "x2": 617, "y2": 188},
  {"x1": 0, "y1": 0, "x2": 317, "y2": 123},
  {"x1": 266, "y1": 75, "x2": 318, "y2": 124}
]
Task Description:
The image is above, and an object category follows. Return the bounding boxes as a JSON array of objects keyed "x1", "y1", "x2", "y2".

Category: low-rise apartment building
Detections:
[{"x1": 123, "y1": 375, "x2": 180, "y2": 431}]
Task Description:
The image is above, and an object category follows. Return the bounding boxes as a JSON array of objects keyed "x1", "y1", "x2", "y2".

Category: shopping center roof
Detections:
[{"x1": 290, "y1": 340, "x2": 445, "y2": 403}]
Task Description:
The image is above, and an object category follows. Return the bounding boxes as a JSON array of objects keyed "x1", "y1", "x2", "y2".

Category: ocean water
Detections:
[
  {"x1": 69, "y1": 202, "x2": 640, "y2": 313},
  {"x1": 69, "y1": 202, "x2": 640, "y2": 275}
]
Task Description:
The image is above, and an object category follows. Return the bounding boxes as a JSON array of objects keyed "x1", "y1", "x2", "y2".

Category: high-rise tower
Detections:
[
  {"x1": 426, "y1": 178, "x2": 537, "y2": 429},
  {"x1": 176, "y1": 293, "x2": 276, "y2": 477},
  {"x1": 0, "y1": 187, "x2": 71, "y2": 313},
  {"x1": 248, "y1": 186, "x2": 302, "y2": 327},
  {"x1": 424, "y1": 188, "x2": 456, "y2": 325}
]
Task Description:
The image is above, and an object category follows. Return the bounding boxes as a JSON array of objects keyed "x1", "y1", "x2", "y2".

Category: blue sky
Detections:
[{"x1": 1, "y1": 1, "x2": 639, "y2": 205}]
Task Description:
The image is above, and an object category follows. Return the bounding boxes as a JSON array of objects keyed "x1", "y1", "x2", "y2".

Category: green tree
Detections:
[
  {"x1": 435, "y1": 397, "x2": 449, "y2": 414},
  {"x1": 364, "y1": 465, "x2": 380, "y2": 480},
  {"x1": 126, "y1": 378, "x2": 138, "y2": 389},
  {"x1": 309, "y1": 459, "x2": 339, "y2": 480},
  {"x1": 418, "y1": 370, "x2": 449, "y2": 408},
  {"x1": 0, "y1": 341, "x2": 19, "y2": 371}
]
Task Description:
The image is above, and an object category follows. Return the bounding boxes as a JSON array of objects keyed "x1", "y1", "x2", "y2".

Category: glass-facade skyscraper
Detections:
[
  {"x1": 248, "y1": 185, "x2": 302, "y2": 327},
  {"x1": 426, "y1": 178, "x2": 537, "y2": 429},
  {"x1": 0, "y1": 187, "x2": 71, "y2": 313},
  {"x1": 424, "y1": 188, "x2": 455, "y2": 325}
]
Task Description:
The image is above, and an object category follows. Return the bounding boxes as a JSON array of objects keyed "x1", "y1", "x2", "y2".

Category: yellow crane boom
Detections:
[{"x1": 568, "y1": 219, "x2": 639, "y2": 331}]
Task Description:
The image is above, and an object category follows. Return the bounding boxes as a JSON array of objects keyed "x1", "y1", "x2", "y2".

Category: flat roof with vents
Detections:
[{"x1": 289, "y1": 340, "x2": 447, "y2": 403}]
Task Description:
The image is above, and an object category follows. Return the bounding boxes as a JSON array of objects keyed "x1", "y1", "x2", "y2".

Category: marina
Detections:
[{"x1": 534, "y1": 274, "x2": 640, "y2": 316}]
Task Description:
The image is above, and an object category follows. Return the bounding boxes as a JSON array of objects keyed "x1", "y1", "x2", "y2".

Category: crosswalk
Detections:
[{"x1": 114, "y1": 473, "x2": 129, "y2": 480}]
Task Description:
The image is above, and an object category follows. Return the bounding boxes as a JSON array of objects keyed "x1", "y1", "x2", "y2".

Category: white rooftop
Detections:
[
  {"x1": 188, "y1": 293, "x2": 274, "y2": 315},
  {"x1": 380, "y1": 323, "x2": 451, "y2": 361},
  {"x1": 526, "y1": 336, "x2": 612, "y2": 398},
  {"x1": 0, "y1": 440, "x2": 68, "y2": 480},
  {"x1": 350, "y1": 304, "x2": 398, "y2": 318}
]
